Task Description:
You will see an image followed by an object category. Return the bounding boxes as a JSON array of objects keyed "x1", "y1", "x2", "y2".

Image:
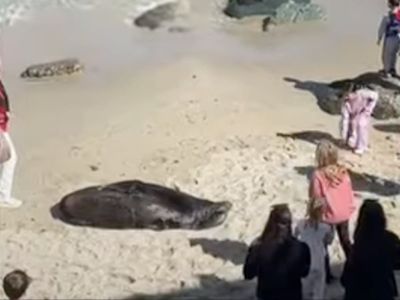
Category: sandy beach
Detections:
[{"x1": 1, "y1": 0, "x2": 400, "y2": 299}]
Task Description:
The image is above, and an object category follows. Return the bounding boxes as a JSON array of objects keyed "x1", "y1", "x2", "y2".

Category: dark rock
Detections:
[
  {"x1": 318, "y1": 72, "x2": 400, "y2": 120},
  {"x1": 134, "y1": 1, "x2": 188, "y2": 30},
  {"x1": 20, "y1": 58, "x2": 83, "y2": 79},
  {"x1": 223, "y1": 0, "x2": 325, "y2": 24}
]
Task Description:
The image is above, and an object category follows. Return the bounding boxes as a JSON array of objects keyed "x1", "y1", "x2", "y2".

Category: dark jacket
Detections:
[
  {"x1": 341, "y1": 230, "x2": 400, "y2": 300},
  {"x1": 243, "y1": 236, "x2": 311, "y2": 300}
]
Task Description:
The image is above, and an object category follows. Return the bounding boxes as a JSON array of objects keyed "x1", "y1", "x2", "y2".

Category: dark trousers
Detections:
[{"x1": 325, "y1": 221, "x2": 352, "y2": 279}]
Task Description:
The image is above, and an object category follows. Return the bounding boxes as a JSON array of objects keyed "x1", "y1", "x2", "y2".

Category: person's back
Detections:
[
  {"x1": 243, "y1": 204, "x2": 311, "y2": 300},
  {"x1": 341, "y1": 200, "x2": 400, "y2": 300}
]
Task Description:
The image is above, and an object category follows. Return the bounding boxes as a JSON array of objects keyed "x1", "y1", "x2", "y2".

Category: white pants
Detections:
[
  {"x1": 0, "y1": 132, "x2": 17, "y2": 201},
  {"x1": 302, "y1": 269, "x2": 326, "y2": 300}
]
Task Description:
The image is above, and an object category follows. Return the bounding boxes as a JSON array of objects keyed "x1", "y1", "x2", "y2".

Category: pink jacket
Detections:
[{"x1": 309, "y1": 169, "x2": 356, "y2": 224}]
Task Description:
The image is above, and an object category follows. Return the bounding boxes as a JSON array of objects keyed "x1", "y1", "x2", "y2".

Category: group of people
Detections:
[{"x1": 243, "y1": 140, "x2": 400, "y2": 300}]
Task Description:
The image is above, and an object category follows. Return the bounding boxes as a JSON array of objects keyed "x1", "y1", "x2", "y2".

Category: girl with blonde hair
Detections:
[{"x1": 309, "y1": 140, "x2": 355, "y2": 280}]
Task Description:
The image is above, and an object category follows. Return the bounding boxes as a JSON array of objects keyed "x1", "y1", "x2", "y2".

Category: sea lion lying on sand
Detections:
[
  {"x1": 53, "y1": 180, "x2": 232, "y2": 230},
  {"x1": 20, "y1": 58, "x2": 83, "y2": 79}
]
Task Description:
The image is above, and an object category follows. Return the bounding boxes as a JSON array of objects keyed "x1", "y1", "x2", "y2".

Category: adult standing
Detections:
[
  {"x1": 378, "y1": 0, "x2": 400, "y2": 78},
  {"x1": 341, "y1": 199, "x2": 400, "y2": 300},
  {"x1": 243, "y1": 204, "x2": 311, "y2": 300},
  {"x1": 0, "y1": 68, "x2": 21, "y2": 208}
]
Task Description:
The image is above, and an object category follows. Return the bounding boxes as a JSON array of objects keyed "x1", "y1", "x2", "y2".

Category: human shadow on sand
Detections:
[
  {"x1": 295, "y1": 166, "x2": 400, "y2": 197},
  {"x1": 119, "y1": 271, "x2": 344, "y2": 300},
  {"x1": 284, "y1": 77, "x2": 332, "y2": 102},
  {"x1": 374, "y1": 123, "x2": 400, "y2": 134},
  {"x1": 284, "y1": 73, "x2": 400, "y2": 100},
  {"x1": 189, "y1": 238, "x2": 248, "y2": 266},
  {"x1": 277, "y1": 131, "x2": 349, "y2": 150}
]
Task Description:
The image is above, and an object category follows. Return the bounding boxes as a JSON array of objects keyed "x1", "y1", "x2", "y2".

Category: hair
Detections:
[
  {"x1": 389, "y1": 0, "x2": 400, "y2": 8},
  {"x1": 354, "y1": 199, "x2": 386, "y2": 241},
  {"x1": 352, "y1": 199, "x2": 387, "y2": 263},
  {"x1": 306, "y1": 198, "x2": 325, "y2": 229},
  {"x1": 256, "y1": 204, "x2": 294, "y2": 267},
  {"x1": 315, "y1": 139, "x2": 338, "y2": 168},
  {"x1": 261, "y1": 203, "x2": 292, "y2": 244},
  {"x1": 315, "y1": 140, "x2": 347, "y2": 185},
  {"x1": 3, "y1": 270, "x2": 31, "y2": 300}
]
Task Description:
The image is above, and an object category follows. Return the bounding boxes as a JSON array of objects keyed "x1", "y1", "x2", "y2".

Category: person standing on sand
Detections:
[
  {"x1": 378, "y1": 0, "x2": 400, "y2": 78},
  {"x1": 340, "y1": 83, "x2": 378, "y2": 155},
  {"x1": 243, "y1": 204, "x2": 311, "y2": 300},
  {"x1": 309, "y1": 140, "x2": 355, "y2": 282},
  {"x1": 0, "y1": 77, "x2": 21, "y2": 208},
  {"x1": 295, "y1": 198, "x2": 334, "y2": 300},
  {"x1": 341, "y1": 199, "x2": 400, "y2": 300}
]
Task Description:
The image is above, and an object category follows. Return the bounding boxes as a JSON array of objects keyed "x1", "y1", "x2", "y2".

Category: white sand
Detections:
[{"x1": 2, "y1": 0, "x2": 400, "y2": 299}]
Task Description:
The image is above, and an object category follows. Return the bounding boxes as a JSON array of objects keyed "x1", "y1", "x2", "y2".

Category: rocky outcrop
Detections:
[
  {"x1": 134, "y1": 1, "x2": 190, "y2": 30},
  {"x1": 20, "y1": 58, "x2": 83, "y2": 79},
  {"x1": 318, "y1": 72, "x2": 400, "y2": 120},
  {"x1": 224, "y1": 0, "x2": 325, "y2": 24}
]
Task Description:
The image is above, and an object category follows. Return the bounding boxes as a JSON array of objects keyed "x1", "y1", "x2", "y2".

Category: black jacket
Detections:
[
  {"x1": 243, "y1": 236, "x2": 311, "y2": 300},
  {"x1": 341, "y1": 230, "x2": 400, "y2": 300}
]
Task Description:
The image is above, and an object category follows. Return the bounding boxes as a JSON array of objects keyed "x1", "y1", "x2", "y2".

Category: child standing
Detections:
[
  {"x1": 340, "y1": 84, "x2": 379, "y2": 155},
  {"x1": 295, "y1": 198, "x2": 334, "y2": 300},
  {"x1": 378, "y1": 0, "x2": 400, "y2": 78},
  {"x1": 309, "y1": 140, "x2": 356, "y2": 281}
]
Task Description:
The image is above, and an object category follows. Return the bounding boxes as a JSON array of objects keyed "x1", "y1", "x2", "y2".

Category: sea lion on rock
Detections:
[
  {"x1": 20, "y1": 58, "x2": 83, "y2": 79},
  {"x1": 53, "y1": 180, "x2": 232, "y2": 230}
]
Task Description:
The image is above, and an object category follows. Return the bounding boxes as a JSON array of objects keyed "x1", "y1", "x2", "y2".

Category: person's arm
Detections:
[
  {"x1": 340, "y1": 101, "x2": 350, "y2": 142},
  {"x1": 378, "y1": 16, "x2": 388, "y2": 45},
  {"x1": 387, "y1": 231, "x2": 400, "y2": 270},
  {"x1": 323, "y1": 225, "x2": 335, "y2": 246},
  {"x1": 300, "y1": 243, "x2": 311, "y2": 278},
  {"x1": 340, "y1": 258, "x2": 351, "y2": 288},
  {"x1": 361, "y1": 90, "x2": 379, "y2": 116},
  {"x1": 309, "y1": 171, "x2": 323, "y2": 200},
  {"x1": 243, "y1": 239, "x2": 260, "y2": 280}
]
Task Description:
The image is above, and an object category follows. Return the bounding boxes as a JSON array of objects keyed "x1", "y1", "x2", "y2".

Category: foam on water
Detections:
[{"x1": 0, "y1": 0, "x2": 173, "y2": 28}]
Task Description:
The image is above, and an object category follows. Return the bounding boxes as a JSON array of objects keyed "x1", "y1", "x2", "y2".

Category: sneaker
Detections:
[
  {"x1": 354, "y1": 148, "x2": 365, "y2": 155},
  {"x1": 0, "y1": 198, "x2": 22, "y2": 208}
]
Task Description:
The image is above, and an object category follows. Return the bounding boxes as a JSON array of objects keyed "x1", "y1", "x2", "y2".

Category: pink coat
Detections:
[{"x1": 309, "y1": 169, "x2": 356, "y2": 224}]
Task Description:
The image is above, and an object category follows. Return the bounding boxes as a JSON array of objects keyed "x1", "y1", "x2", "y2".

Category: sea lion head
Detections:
[{"x1": 195, "y1": 201, "x2": 232, "y2": 229}]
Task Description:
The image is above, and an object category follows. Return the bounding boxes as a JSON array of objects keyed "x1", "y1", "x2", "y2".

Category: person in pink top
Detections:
[
  {"x1": 340, "y1": 84, "x2": 379, "y2": 155},
  {"x1": 0, "y1": 75, "x2": 21, "y2": 208},
  {"x1": 309, "y1": 140, "x2": 356, "y2": 281}
]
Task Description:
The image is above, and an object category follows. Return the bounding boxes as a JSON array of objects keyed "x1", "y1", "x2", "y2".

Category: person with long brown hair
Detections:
[
  {"x1": 309, "y1": 140, "x2": 355, "y2": 280},
  {"x1": 341, "y1": 199, "x2": 400, "y2": 300},
  {"x1": 243, "y1": 204, "x2": 311, "y2": 300}
]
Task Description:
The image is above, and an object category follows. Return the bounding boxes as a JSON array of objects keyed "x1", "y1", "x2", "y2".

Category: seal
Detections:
[
  {"x1": 52, "y1": 180, "x2": 232, "y2": 230},
  {"x1": 20, "y1": 58, "x2": 83, "y2": 79}
]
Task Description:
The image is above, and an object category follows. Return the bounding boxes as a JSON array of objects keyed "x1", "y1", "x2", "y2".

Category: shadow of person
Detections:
[
  {"x1": 284, "y1": 77, "x2": 332, "y2": 101},
  {"x1": 276, "y1": 131, "x2": 349, "y2": 150},
  {"x1": 121, "y1": 274, "x2": 255, "y2": 300},
  {"x1": 119, "y1": 269, "x2": 345, "y2": 300},
  {"x1": 295, "y1": 166, "x2": 400, "y2": 197},
  {"x1": 189, "y1": 238, "x2": 248, "y2": 265},
  {"x1": 374, "y1": 123, "x2": 400, "y2": 134}
]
